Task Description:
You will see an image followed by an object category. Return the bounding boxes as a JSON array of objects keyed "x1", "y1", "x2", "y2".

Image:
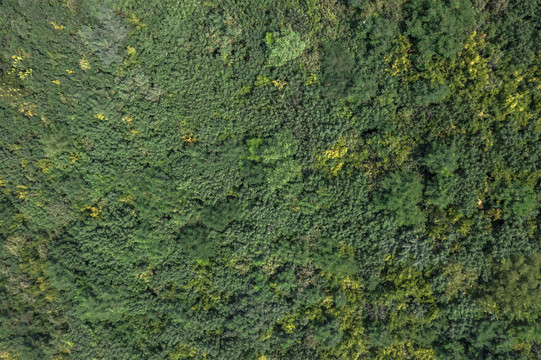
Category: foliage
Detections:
[
  {"x1": 0, "y1": 0, "x2": 539, "y2": 359},
  {"x1": 377, "y1": 170, "x2": 425, "y2": 227},
  {"x1": 266, "y1": 30, "x2": 306, "y2": 67}
]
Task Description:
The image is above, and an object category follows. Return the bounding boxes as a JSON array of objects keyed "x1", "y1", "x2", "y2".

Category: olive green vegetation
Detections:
[{"x1": 0, "y1": 0, "x2": 540, "y2": 359}]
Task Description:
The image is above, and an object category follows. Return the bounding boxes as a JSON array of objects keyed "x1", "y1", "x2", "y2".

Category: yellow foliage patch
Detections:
[
  {"x1": 8, "y1": 50, "x2": 33, "y2": 81},
  {"x1": 272, "y1": 79, "x2": 287, "y2": 90},
  {"x1": 79, "y1": 58, "x2": 91, "y2": 70},
  {"x1": 81, "y1": 205, "x2": 102, "y2": 218},
  {"x1": 385, "y1": 34, "x2": 412, "y2": 78},
  {"x1": 18, "y1": 102, "x2": 37, "y2": 117},
  {"x1": 50, "y1": 21, "x2": 64, "y2": 30},
  {"x1": 255, "y1": 75, "x2": 271, "y2": 87},
  {"x1": 306, "y1": 72, "x2": 319, "y2": 86},
  {"x1": 182, "y1": 133, "x2": 197, "y2": 144}
]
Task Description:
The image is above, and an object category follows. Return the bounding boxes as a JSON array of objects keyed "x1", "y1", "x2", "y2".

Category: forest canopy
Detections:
[{"x1": 0, "y1": 0, "x2": 540, "y2": 359}]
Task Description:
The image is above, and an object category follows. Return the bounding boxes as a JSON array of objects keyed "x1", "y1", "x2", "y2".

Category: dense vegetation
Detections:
[{"x1": 1, "y1": 0, "x2": 540, "y2": 359}]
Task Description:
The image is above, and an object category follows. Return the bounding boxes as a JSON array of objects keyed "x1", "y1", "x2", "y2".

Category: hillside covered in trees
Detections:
[{"x1": 1, "y1": 0, "x2": 540, "y2": 359}]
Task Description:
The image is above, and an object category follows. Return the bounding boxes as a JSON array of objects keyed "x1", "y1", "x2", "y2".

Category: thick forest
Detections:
[{"x1": 0, "y1": 0, "x2": 540, "y2": 359}]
